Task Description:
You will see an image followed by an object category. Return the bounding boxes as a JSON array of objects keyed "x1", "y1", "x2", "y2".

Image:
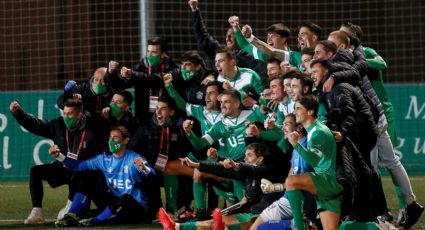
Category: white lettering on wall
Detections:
[
  {"x1": 33, "y1": 139, "x2": 54, "y2": 165},
  {"x1": 405, "y1": 96, "x2": 425, "y2": 119},
  {"x1": 0, "y1": 113, "x2": 7, "y2": 132},
  {"x1": 413, "y1": 138, "x2": 425, "y2": 154},
  {"x1": 2, "y1": 136, "x2": 12, "y2": 169}
]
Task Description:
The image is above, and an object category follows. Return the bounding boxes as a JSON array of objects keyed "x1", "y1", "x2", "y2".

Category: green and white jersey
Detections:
[
  {"x1": 217, "y1": 67, "x2": 263, "y2": 97},
  {"x1": 294, "y1": 120, "x2": 337, "y2": 176},
  {"x1": 276, "y1": 97, "x2": 295, "y2": 126},
  {"x1": 203, "y1": 109, "x2": 264, "y2": 161},
  {"x1": 186, "y1": 104, "x2": 222, "y2": 135}
]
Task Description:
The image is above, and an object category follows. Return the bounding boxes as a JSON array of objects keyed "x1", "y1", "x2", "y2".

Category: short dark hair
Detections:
[
  {"x1": 111, "y1": 126, "x2": 131, "y2": 139},
  {"x1": 114, "y1": 90, "x2": 133, "y2": 106},
  {"x1": 269, "y1": 74, "x2": 283, "y2": 84},
  {"x1": 215, "y1": 47, "x2": 236, "y2": 60},
  {"x1": 299, "y1": 22, "x2": 322, "y2": 37},
  {"x1": 316, "y1": 40, "x2": 337, "y2": 55},
  {"x1": 148, "y1": 36, "x2": 168, "y2": 52},
  {"x1": 246, "y1": 143, "x2": 272, "y2": 163},
  {"x1": 267, "y1": 57, "x2": 281, "y2": 66},
  {"x1": 158, "y1": 96, "x2": 177, "y2": 111},
  {"x1": 206, "y1": 81, "x2": 224, "y2": 94},
  {"x1": 293, "y1": 73, "x2": 314, "y2": 94},
  {"x1": 341, "y1": 22, "x2": 364, "y2": 40},
  {"x1": 180, "y1": 50, "x2": 205, "y2": 67},
  {"x1": 266, "y1": 23, "x2": 290, "y2": 38},
  {"x1": 64, "y1": 99, "x2": 84, "y2": 113},
  {"x1": 280, "y1": 69, "x2": 299, "y2": 80},
  {"x1": 301, "y1": 47, "x2": 315, "y2": 56},
  {"x1": 220, "y1": 89, "x2": 241, "y2": 102},
  {"x1": 298, "y1": 95, "x2": 319, "y2": 118},
  {"x1": 310, "y1": 58, "x2": 332, "y2": 70}
]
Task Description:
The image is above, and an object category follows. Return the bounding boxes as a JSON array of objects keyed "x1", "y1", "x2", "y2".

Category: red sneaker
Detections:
[
  {"x1": 158, "y1": 208, "x2": 175, "y2": 230},
  {"x1": 213, "y1": 208, "x2": 225, "y2": 230}
]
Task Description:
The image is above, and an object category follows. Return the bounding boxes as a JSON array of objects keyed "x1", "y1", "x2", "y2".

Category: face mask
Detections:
[
  {"x1": 109, "y1": 139, "x2": 123, "y2": 153},
  {"x1": 63, "y1": 116, "x2": 79, "y2": 129},
  {"x1": 181, "y1": 69, "x2": 196, "y2": 81},
  {"x1": 94, "y1": 83, "x2": 107, "y2": 95},
  {"x1": 109, "y1": 103, "x2": 125, "y2": 118},
  {"x1": 147, "y1": 55, "x2": 161, "y2": 66}
]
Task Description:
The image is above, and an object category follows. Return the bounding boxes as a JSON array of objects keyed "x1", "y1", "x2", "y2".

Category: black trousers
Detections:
[{"x1": 29, "y1": 161, "x2": 104, "y2": 209}]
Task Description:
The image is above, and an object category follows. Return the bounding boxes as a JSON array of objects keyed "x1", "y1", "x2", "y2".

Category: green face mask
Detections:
[
  {"x1": 109, "y1": 103, "x2": 125, "y2": 118},
  {"x1": 181, "y1": 69, "x2": 196, "y2": 81},
  {"x1": 94, "y1": 83, "x2": 107, "y2": 95},
  {"x1": 147, "y1": 55, "x2": 161, "y2": 66},
  {"x1": 63, "y1": 116, "x2": 79, "y2": 129},
  {"x1": 109, "y1": 139, "x2": 123, "y2": 153}
]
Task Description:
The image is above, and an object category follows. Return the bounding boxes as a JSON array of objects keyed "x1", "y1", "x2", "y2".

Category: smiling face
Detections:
[
  {"x1": 219, "y1": 94, "x2": 240, "y2": 117},
  {"x1": 310, "y1": 63, "x2": 327, "y2": 87},
  {"x1": 298, "y1": 26, "x2": 317, "y2": 50},
  {"x1": 269, "y1": 78, "x2": 284, "y2": 101},
  {"x1": 301, "y1": 54, "x2": 313, "y2": 74},
  {"x1": 155, "y1": 101, "x2": 174, "y2": 126},
  {"x1": 267, "y1": 62, "x2": 282, "y2": 79},
  {"x1": 291, "y1": 78, "x2": 305, "y2": 102},
  {"x1": 282, "y1": 115, "x2": 296, "y2": 137},
  {"x1": 205, "y1": 85, "x2": 220, "y2": 111},
  {"x1": 283, "y1": 78, "x2": 293, "y2": 100},
  {"x1": 215, "y1": 52, "x2": 236, "y2": 78},
  {"x1": 225, "y1": 28, "x2": 237, "y2": 50},
  {"x1": 314, "y1": 44, "x2": 333, "y2": 60},
  {"x1": 267, "y1": 32, "x2": 286, "y2": 49}
]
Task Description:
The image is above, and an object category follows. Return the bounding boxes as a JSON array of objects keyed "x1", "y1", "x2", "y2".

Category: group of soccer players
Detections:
[{"x1": 11, "y1": 0, "x2": 423, "y2": 229}]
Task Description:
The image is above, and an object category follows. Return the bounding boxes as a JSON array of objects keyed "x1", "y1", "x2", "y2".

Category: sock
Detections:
[
  {"x1": 193, "y1": 181, "x2": 206, "y2": 210},
  {"x1": 178, "y1": 222, "x2": 197, "y2": 230},
  {"x1": 232, "y1": 180, "x2": 245, "y2": 201},
  {"x1": 164, "y1": 174, "x2": 178, "y2": 213},
  {"x1": 91, "y1": 206, "x2": 114, "y2": 225},
  {"x1": 287, "y1": 190, "x2": 305, "y2": 230},
  {"x1": 68, "y1": 192, "x2": 89, "y2": 215},
  {"x1": 395, "y1": 185, "x2": 406, "y2": 209}
]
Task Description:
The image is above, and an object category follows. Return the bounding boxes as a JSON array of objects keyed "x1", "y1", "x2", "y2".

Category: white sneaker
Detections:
[
  {"x1": 24, "y1": 207, "x2": 45, "y2": 225},
  {"x1": 57, "y1": 199, "x2": 72, "y2": 221}
]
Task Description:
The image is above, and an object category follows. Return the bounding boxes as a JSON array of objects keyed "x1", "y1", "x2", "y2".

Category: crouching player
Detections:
[
  {"x1": 50, "y1": 126, "x2": 154, "y2": 227},
  {"x1": 285, "y1": 95, "x2": 343, "y2": 230}
]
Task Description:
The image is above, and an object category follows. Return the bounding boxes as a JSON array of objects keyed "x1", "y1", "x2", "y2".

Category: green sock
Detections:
[
  {"x1": 395, "y1": 185, "x2": 406, "y2": 209},
  {"x1": 164, "y1": 174, "x2": 178, "y2": 213},
  {"x1": 179, "y1": 221, "x2": 198, "y2": 230},
  {"x1": 287, "y1": 190, "x2": 305, "y2": 230},
  {"x1": 232, "y1": 180, "x2": 245, "y2": 201},
  {"x1": 193, "y1": 181, "x2": 206, "y2": 210},
  {"x1": 389, "y1": 170, "x2": 406, "y2": 209}
]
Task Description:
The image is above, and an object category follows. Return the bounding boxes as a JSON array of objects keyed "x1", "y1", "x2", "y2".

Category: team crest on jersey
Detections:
[
  {"x1": 124, "y1": 165, "x2": 129, "y2": 174},
  {"x1": 196, "y1": 91, "x2": 204, "y2": 100},
  {"x1": 171, "y1": 133, "x2": 178, "y2": 141},
  {"x1": 108, "y1": 167, "x2": 113, "y2": 173}
]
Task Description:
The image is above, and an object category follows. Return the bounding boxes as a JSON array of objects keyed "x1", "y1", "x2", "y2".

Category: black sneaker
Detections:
[
  {"x1": 404, "y1": 201, "x2": 424, "y2": 230},
  {"x1": 55, "y1": 213, "x2": 80, "y2": 227}
]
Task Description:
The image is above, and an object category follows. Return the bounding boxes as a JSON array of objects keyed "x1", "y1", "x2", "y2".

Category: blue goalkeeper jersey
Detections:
[{"x1": 62, "y1": 150, "x2": 154, "y2": 208}]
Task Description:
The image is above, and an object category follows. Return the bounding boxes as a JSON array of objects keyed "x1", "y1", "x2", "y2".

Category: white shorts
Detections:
[{"x1": 259, "y1": 196, "x2": 293, "y2": 222}]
